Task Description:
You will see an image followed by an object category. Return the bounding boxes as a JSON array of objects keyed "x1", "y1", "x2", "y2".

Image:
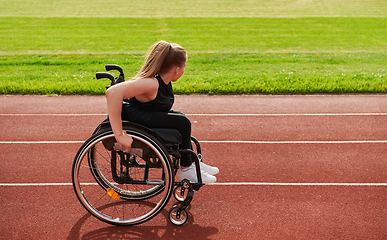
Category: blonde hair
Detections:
[{"x1": 134, "y1": 41, "x2": 187, "y2": 79}]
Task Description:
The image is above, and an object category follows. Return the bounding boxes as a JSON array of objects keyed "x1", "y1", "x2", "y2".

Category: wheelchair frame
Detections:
[{"x1": 71, "y1": 65, "x2": 205, "y2": 226}]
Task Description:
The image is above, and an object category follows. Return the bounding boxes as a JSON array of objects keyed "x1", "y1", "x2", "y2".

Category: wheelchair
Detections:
[{"x1": 72, "y1": 65, "x2": 205, "y2": 226}]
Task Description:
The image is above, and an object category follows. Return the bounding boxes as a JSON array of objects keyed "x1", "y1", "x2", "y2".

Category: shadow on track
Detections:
[{"x1": 67, "y1": 201, "x2": 218, "y2": 240}]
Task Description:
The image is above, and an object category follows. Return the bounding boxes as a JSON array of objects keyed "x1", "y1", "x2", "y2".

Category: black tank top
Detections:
[{"x1": 127, "y1": 74, "x2": 174, "y2": 112}]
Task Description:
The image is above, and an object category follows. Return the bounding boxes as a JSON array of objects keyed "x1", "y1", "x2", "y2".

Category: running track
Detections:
[{"x1": 1, "y1": 95, "x2": 386, "y2": 239}]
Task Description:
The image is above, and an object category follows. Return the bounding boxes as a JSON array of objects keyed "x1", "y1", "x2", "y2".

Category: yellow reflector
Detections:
[{"x1": 107, "y1": 188, "x2": 120, "y2": 200}]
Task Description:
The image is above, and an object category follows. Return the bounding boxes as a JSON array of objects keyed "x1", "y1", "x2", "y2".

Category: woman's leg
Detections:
[
  {"x1": 121, "y1": 108, "x2": 217, "y2": 183},
  {"x1": 145, "y1": 110, "x2": 193, "y2": 167}
]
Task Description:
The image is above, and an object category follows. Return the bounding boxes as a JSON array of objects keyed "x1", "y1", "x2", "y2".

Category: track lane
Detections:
[
  {"x1": 1, "y1": 185, "x2": 386, "y2": 239},
  {"x1": 1, "y1": 143, "x2": 386, "y2": 184},
  {"x1": 1, "y1": 115, "x2": 386, "y2": 141},
  {"x1": 1, "y1": 94, "x2": 387, "y2": 114}
]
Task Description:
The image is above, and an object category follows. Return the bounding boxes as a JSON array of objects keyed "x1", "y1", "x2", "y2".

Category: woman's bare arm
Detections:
[{"x1": 105, "y1": 78, "x2": 158, "y2": 151}]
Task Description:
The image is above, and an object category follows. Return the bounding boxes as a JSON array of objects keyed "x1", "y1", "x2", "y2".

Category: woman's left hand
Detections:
[{"x1": 114, "y1": 131, "x2": 133, "y2": 153}]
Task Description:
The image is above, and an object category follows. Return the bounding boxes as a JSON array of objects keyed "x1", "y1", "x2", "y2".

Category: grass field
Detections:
[{"x1": 0, "y1": 0, "x2": 386, "y2": 95}]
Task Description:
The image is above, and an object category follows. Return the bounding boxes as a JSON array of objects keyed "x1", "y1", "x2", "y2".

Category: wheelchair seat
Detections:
[{"x1": 151, "y1": 128, "x2": 182, "y2": 147}]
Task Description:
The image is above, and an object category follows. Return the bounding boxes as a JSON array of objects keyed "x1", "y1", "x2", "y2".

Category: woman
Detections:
[{"x1": 105, "y1": 40, "x2": 219, "y2": 183}]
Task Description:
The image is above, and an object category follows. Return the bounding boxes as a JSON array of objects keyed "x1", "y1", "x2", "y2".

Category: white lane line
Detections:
[
  {"x1": 188, "y1": 113, "x2": 387, "y2": 116},
  {"x1": 1, "y1": 182, "x2": 386, "y2": 187},
  {"x1": 0, "y1": 113, "x2": 387, "y2": 116},
  {"x1": 0, "y1": 183, "x2": 90, "y2": 186},
  {"x1": 1, "y1": 140, "x2": 387, "y2": 144},
  {"x1": 0, "y1": 113, "x2": 106, "y2": 116},
  {"x1": 201, "y1": 140, "x2": 387, "y2": 144},
  {"x1": 0, "y1": 183, "x2": 73, "y2": 186},
  {"x1": 0, "y1": 141, "x2": 84, "y2": 144},
  {"x1": 209, "y1": 182, "x2": 387, "y2": 186}
]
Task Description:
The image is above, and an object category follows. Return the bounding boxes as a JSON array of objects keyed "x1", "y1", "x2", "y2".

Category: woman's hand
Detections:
[{"x1": 114, "y1": 131, "x2": 133, "y2": 153}]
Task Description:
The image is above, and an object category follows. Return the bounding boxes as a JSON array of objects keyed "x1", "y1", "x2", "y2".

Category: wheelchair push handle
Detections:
[
  {"x1": 96, "y1": 65, "x2": 125, "y2": 89},
  {"x1": 105, "y1": 64, "x2": 123, "y2": 74},
  {"x1": 96, "y1": 72, "x2": 114, "y2": 82}
]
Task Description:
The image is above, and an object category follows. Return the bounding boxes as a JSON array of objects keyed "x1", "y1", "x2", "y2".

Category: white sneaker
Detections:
[
  {"x1": 199, "y1": 162, "x2": 219, "y2": 175},
  {"x1": 176, "y1": 165, "x2": 216, "y2": 184}
]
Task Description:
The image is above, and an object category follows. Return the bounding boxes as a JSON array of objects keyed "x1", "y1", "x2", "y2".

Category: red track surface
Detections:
[{"x1": 1, "y1": 94, "x2": 386, "y2": 239}]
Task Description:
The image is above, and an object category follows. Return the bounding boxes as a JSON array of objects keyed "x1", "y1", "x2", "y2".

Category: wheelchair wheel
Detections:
[
  {"x1": 72, "y1": 126, "x2": 174, "y2": 226},
  {"x1": 173, "y1": 186, "x2": 188, "y2": 202},
  {"x1": 168, "y1": 206, "x2": 189, "y2": 226}
]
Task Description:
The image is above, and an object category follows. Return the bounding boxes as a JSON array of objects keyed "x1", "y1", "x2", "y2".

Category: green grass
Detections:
[
  {"x1": 2, "y1": 51, "x2": 386, "y2": 95},
  {"x1": 1, "y1": 1, "x2": 387, "y2": 95},
  {"x1": 1, "y1": 0, "x2": 386, "y2": 18},
  {"x1": 2, "y1": 17, "x2": 386, "y2": 54}
]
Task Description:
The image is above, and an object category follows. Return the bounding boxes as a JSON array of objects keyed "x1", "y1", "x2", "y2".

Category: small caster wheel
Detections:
[
  {"x1": 168, "y1": 206, "x2": 188, "y2": 226},
  {"x1": 173, "y1": 186, "x2": 188, "y2": 202}
]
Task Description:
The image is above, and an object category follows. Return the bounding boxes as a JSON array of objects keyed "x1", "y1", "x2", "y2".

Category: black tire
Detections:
[
  {"x1": 72, "y1": 126, "x2": 174, "y2": 226},
  {"x1": 168, "y1": 206, "x2": 189, "y2": 226},
  {"x1": 173, "y1": 186, "x2": 188, "y2": 202}
]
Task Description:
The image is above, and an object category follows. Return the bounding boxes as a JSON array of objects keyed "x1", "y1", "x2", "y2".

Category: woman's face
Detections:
[{"x1": 173, "y1": 60, "x2": 186, "y2": 82}]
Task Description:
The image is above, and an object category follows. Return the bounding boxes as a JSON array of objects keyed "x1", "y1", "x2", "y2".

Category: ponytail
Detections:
[{"x1": 134, "y1": 41, "x2": 187, "y2": 79}]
